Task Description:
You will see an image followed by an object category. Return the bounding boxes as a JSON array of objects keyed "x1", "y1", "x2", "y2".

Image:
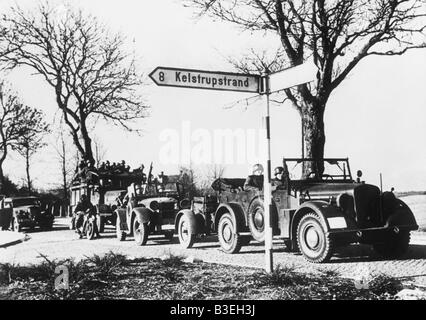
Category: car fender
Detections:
[
  {"x1": 115, "y1": 208, "x2": 128, "y2": 231},
  {"x1": 133, "y1": 207, "x2": 153, "y2": 224},
  {"x1": 290, "y1": 201, "x2": 345, "y2": 242},
  {"x1": 214, "y1": 202, "x2": 247, "y2": 233},
  {"x1": 175, "y1": 209, "x2": 204, "y2": 235},
  {"x1": 383, "y1": 197, "x2": 418, "y2": 228}
]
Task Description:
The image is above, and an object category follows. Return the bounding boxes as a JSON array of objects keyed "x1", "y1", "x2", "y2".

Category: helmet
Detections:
[
  {"x1": 274, "y1": 167, "x2": 284, "y2": 175},
  {"x1": 252, "y1": 164, "x2": 264, "y2": 175}
]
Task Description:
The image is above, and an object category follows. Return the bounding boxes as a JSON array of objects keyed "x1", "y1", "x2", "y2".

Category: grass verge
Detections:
[{"x1": 0, "y1": 252, "x2": 404, "y2": 300}]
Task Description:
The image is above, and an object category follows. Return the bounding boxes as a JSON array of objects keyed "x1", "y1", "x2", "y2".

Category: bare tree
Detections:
[
  {"x1": 16, "y1": 111, "x2": 50, "y2": 194},
  {"x1": 53, "y1": 129, "x2": 77, "y2": 203},
  {"x1": 0, "y1": 83, "x2": 43, "y2": 193},
  {"x1": 186, "y1": 0, "x2": 426, "y2": 176},
  {"x1": 0, "y1": 4, "x2": 149, "y2": 166}
]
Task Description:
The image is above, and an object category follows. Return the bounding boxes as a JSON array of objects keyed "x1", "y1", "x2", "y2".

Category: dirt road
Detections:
[{"x1": 1, "y1": 218, "x2": 426, "y2": 284}]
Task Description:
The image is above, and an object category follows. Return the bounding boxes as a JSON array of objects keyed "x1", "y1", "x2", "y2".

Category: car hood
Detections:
[{"x1": 298, "y1": 183, "x2": 361, "y2": 197}]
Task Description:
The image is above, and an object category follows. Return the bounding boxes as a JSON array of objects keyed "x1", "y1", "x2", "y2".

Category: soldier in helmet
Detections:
[
  {"x1": 74, "y1": 194, "x2": 96, "y2": 239},
  {"x1": 244, "y1": 164, "x2": 264, "y2": 191}
]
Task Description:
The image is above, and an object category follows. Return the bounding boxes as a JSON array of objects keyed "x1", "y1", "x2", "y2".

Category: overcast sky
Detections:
[{"x1": 1, "y1": 0, "x2": 426, "y2": 192}]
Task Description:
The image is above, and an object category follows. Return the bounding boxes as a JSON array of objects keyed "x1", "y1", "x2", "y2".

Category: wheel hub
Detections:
[
  {"x1": 180, "y1": 221, "x2": 188, "y2": 240},
  {"x1": 305, "y1": 226, "x2": 320, "y2": 249},
  {"x1": 254, "y1": 210, "x2": 264, "y2": 229},
  {"x1": 223, "y1": 224, "x2": 232, "y2": 242}
]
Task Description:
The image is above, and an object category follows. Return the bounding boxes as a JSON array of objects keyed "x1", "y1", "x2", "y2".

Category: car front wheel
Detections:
[
  {"x1": 133, "y1": 219, "x2": 149, "y2": 246},
  {"x1": 217, "y1": 213, "x2": 243, "y2": 254},
  {"x1": 178, "y1": 215, "x2": 195, "y2": 248},
  {"x1": 297, "y1": 213, "x2": 333, "y2": 263}
]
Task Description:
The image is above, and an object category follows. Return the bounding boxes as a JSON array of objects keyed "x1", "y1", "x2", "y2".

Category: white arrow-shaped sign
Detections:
[
  {"x1": 269, "y1": 59, "x2": 318, "y2": 93},
  {"x1": 149, "y1": 67, "x2": 260, "y2": 93}
]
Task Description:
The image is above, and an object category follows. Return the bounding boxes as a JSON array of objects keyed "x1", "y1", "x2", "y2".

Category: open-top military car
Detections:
[
  {"x1": 0, "y1": 196, "x2": 54, "y2": 232},
  {"x1": 177, "y1": 158, "x2": 418, "y2": 263},
  {"x1": 115, "y1": 175, "x2": 190, "y2": 245}
]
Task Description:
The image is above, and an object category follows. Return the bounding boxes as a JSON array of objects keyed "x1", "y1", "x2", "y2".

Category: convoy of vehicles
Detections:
[
  {"x1": 1, "y1": 157, "x2": 418, "y2": 264},
  {"x1": 176, "y1": 158, "x2": 418, "y2": 263},
  {"x1": 0, "y1": 196, "x2": 54, "y2": 232}
]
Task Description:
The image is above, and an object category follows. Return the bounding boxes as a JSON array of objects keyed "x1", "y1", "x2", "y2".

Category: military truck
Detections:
[
  {"x1": 69, "y1": 166, "x2": 144, "y2": 233},
  {"x1": 115, "y1": 175, "x2": 190, "y2": 245},
  {"x1": 176, "y1": 158, "x2": 418, "y2": 263}
]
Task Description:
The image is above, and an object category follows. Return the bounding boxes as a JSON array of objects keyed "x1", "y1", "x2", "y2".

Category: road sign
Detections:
[
  {"x1": 149, "y1": 67, "x2": 260, "y2": 93},
  {"x1": 268, "y1": 59, "x2": 318, "y2": 93}
]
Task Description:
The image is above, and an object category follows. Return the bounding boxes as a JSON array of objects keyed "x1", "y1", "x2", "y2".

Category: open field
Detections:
[{"x1": 400, "y1": 194, "x2": 426, "y2": 231}]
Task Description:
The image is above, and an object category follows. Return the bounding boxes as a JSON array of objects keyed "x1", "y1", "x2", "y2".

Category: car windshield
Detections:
[
  {"x1": 158, "y1": 183, "x2": 178, "y2": 193},
  {"x1": 284, "y1": 158, "x2": 353, "y2": 181},
  {"x1": 12, "y1": 198, "x2": 40, "y2": 207}
]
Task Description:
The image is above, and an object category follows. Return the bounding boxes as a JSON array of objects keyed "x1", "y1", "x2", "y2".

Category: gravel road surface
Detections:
[{"x1": 1, "y1": 218, "x2": 425, "y2": 285}]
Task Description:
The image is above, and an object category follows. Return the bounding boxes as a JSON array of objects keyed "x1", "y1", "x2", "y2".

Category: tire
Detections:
[
  {"x1": 85, "y1": 221, "x2": 96, "y2": 240},
  {"x1": 373, "y1": 231, "x2": 410, "y2": 259},
  {"x1": 217, "y1": 212, "x2": 244, "y2": 254},
  {"x1": 248, "y1": 198, "x2": 265, "y2": 242},
  {"x1": 133, "y1": 219, "x2": 149, "y2": 246},
  {"x1": 116, "y1": 221, "x2": 126, "y2": 241},
  {"x1": 13, "y1": 219, "x2": 21, "y2": 233},
  {"x1": 178, "y1": 215, "x2": 196, "y2": 249},
  {"x1": 297, "y1": 213, "x2": 333, "y2": 263}
]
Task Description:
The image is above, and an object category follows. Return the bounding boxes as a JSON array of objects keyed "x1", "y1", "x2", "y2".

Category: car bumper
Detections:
[{"x1": 328, "y1": 224, "x2": 419, "y2": 244}]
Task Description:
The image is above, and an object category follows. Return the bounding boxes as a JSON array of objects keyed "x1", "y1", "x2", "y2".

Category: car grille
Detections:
[{"x1": 353, "y1": 184, "x2": 381, "y2": 228}]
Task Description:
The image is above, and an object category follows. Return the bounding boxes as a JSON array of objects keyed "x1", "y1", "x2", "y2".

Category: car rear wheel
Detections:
[
  {"x1": 178, "y1": 215, "x2": 195, "y2": 249},
  {"x1": 85, "y1": 221, "x2": 96, "y2": 240},
  {"x1": 133, "y1": 219, "x2": 149, "y2": 246},
  {"x1": 373, "y1": 230, "x2": 410, "y2": 259},
  {"x1": 248, "y1": 198, "x2": 265, "y2": 242},
  {"x1": 297, "y1": 213, "x2": 333, "y2": 263},
  {"x1": 217, "y1": 213, "x2": 243, "y2": 254}
]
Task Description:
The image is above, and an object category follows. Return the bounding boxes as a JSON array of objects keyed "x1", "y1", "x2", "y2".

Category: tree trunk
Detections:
[
  {"x1": 62, "y1": 137, "x2": 68, "y2": 202},
  {"x1": 25, "y1": 147, "x2": 31, "y2": 194},
  {"x1": 301, "y1": 100, "x2": 326, "y2": 178},
  {"x1": 0, "y1": 162, "x2": 4, "y2": 195},
  {"x1": 80, "y1": 119, "x2": 95, "y2": 166}
]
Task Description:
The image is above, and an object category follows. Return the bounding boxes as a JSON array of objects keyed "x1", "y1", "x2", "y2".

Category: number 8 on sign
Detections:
[{"x1": 159, "y1": 72, "x2": 165, "y2": 82}]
